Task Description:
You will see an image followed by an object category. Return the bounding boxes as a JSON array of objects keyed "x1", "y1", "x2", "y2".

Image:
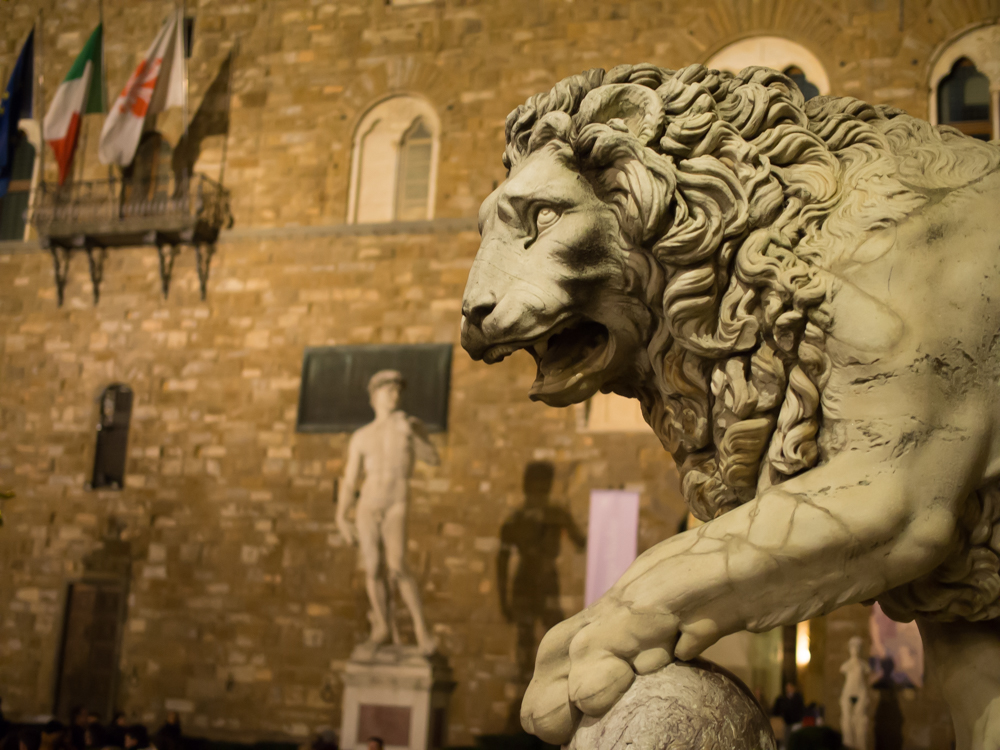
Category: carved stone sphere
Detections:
[{"x1": 568, "y1": 660, "x2": 776, "y2": 750}]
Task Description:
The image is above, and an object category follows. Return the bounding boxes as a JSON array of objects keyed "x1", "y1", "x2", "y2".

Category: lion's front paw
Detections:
[
  {"x1": 520, "y1": 615, "x2": 585, "y2": 744},
  {"x1": 521, "y1": 604, "x2": 681, "y2": 745}
]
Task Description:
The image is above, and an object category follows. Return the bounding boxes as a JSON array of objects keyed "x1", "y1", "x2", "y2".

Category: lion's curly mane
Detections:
[{"x1": 502, "y1": 63, "x2": 1000, "y2": 619}]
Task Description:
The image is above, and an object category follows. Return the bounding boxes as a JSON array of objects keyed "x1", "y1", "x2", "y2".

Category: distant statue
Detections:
[
  {"x1": 497, "y1": 462, "x2": 586, "y2": 685},
  {"x1": 839, "y1": 636, "x2": 871, "y2": 749},
  {"x1": 337, "y1": 370, "x2": 439, "y2": 655}
]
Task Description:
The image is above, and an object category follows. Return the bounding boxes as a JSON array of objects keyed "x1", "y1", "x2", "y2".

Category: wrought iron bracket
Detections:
[
  {"x1": 156, "y1": 244, "x2": 180, "y2": 299},
  {"x1": 50, "y1": 247, "x2": 72, "y2": 307},
  {"x1": 195, "y1": 244, "x2": 216, "y2": 301},
  {"x1": 85, "y1": 247, "x2": 107, "y2": 305}
]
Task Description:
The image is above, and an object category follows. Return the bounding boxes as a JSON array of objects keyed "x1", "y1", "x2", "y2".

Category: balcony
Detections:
[{"x1": 31, "y1": 172, "x2": 232, "y2": 305}]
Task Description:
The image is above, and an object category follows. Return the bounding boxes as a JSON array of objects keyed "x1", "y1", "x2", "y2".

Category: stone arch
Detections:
[
  {"x1": 928, "y1": 23, "x2": 1000, "y2": 140},
  {"x1": 705, "y1": 36, "x2": 830, "y2": 97},
  {"x1": 346, "y1": 94, "x2": 440, "y2": 224}
]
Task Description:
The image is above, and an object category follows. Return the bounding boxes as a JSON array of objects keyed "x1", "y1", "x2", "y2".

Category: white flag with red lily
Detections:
[
  {"x1": 98, "y1": 10, "x2": 185, "y2": 167},
  {"x1": 43, "y1": 24, "x2": 104, "y2": 185}
]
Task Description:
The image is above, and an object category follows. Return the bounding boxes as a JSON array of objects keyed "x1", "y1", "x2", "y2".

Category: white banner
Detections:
[
  {"x1": 585, "y1": 489, "x2": 640, "y2": 606},
  {"x1": 98, "y1": 11, "x2": 184, "y2": 166}
]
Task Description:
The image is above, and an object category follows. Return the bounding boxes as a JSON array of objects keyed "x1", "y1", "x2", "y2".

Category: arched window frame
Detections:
[
  {"x1": 704, "y1": 35, "x2": 830, "y2": 97},
  {"x1": 346, "y1": 95, "x2": 441, "y2": 225},
  {"x1": 928, "y1": 24, "x2": 1000, "y2": 141}
]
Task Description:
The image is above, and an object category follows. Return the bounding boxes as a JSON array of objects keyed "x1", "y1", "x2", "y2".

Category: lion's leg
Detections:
[
  {"x1": 520, "y1": 408, "x2": 989, "y2": 746},
  {"x1": 918, "y1": 618, "x2": 1000, "y2": 750}
]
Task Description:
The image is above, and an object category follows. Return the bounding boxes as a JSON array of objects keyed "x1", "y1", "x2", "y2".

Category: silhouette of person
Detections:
[{"x1": 497, "y1": 462, "x2": 585, "y2": 719}]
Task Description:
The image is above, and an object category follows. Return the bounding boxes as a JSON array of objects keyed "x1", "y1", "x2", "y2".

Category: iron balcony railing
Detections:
[
  {"x1": 31, "y1": 172, "x2": 231, "y2": 245},
  {"x1": 31, "y1": 171, "x2": 232, "y2": 306}
]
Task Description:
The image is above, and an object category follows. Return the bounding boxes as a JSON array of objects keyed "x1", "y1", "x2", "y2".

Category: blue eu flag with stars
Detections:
[{"x1": 0, "y1": 29, "x2": 34, "y2": 199}]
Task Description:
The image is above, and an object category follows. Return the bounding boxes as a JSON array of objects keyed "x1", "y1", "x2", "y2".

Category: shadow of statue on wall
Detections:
[
  {"x1": 172, "y1": 50, "x2": 234, "y2": 184},
  {"x1": 872, "y1": 657, "x2": 905, "y2": 750},
  {"x1": 496, "y1": 461, "x2": 586, "y2": 732}
]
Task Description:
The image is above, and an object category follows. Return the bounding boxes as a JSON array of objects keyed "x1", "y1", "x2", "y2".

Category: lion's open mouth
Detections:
[{"x1": 482, "y1": 319, "x2": 615, "y2": 405}]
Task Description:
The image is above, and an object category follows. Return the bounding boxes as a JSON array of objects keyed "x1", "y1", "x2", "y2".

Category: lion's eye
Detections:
[{"x1": 536, "y1": 207, "x2": 560, "y2": 231}]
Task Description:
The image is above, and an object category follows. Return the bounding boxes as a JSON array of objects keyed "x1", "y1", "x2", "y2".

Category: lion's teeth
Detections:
[{"x1": 534, "y1": 339, "x2": 549, "y2": 357}]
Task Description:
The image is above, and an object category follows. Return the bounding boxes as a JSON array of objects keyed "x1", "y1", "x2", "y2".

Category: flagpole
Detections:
[
  {"x1": 36, "y1": 10, "x2": 45, "y2": 190},
  {"x1": 180, "y1": 0, "x2": 189, "y2": 175},
  {"x1": 100, "y1": 0, "x2": 114, "y2": 184},
  {"x1": 76, "y1": 118, "x2": 89, "y2": 185},
  {"x1": 218, "y1": 39, "x2": 237, "y2": 190},
  {"x1": 98, "y1": 0, "x2": 107, "y2": 113}
]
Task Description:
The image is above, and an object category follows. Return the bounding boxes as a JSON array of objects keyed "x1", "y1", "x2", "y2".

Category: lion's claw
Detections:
[
  {"x1": 568, "y1": 650, "x2": 635, "y2": 716},
  {"x1": 522, "y1": 604, "x2": 683, "y2": 744},
  {"x1": 520, "y1": 676, "x2": 580, "y2": 744}
]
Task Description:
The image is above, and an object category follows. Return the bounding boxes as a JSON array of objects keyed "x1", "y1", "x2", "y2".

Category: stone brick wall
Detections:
[
  {"x1": 0, "y1": 227, "x2": 683, "y2": 741},
  {"x1": 2, "y1": 0, "x2": 996, "y2": 744}
]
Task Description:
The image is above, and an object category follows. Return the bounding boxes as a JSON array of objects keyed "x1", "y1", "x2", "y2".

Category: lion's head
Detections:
[{"x1": 462, "y1": 63, "x2": 1000, "y2": 522}]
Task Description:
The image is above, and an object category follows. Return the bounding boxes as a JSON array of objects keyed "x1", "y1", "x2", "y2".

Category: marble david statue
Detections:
[
  {"x1": 461, "y1": 62, "x2": 1000, "y2": 749},
  {"x1": 337, "y1": 370, "x2": 439, "y2": 655}
]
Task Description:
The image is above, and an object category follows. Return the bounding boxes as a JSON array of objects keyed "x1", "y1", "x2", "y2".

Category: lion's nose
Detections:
[{"x1": 461, "y1": 294, "x2": 497, "y2": 328}]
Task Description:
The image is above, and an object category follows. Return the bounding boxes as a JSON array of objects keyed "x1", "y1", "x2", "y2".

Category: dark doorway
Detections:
[
  {"x1": 54, "y1": 579, "x2": 128, "y2": 722},
  {"x1": 90, "y1": 384, "x2": 133, "y2": 490},
  {"x1": 0, "y1": 129, "x2": 36, "y2": 240}
]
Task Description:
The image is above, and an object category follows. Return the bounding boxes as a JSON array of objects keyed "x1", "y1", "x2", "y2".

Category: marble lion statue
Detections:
[{"x1": 460, "y1": 63, "x2": 1000, "y2": 749}]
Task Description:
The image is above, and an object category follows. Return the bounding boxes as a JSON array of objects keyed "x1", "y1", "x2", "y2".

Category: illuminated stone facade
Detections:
[{"x1": 0, "y1": 0, "x2": 994, "y2": 746}]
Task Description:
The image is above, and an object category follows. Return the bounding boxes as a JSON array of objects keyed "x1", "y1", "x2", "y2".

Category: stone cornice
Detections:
[{"x1": 0, "y1": 216, "x2": 480, "y2": 255}]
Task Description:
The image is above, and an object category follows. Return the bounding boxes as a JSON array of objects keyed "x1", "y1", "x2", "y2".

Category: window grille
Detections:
[
  {"x1": 938, "y1": 58, "x2": 993, "y2": 140},
  {"x1": 395, "y1": 118, "x2": 433, "y2": 221}
]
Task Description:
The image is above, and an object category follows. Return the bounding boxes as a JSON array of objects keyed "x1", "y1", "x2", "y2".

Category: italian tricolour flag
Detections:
[{"x1": 43, "y1": 24, "x2": 103, "y2": 186}]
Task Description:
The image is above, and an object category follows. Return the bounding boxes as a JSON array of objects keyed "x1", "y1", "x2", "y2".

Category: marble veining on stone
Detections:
[
  {"x1": 461, "y1": 62, "x2": 1000, "y2": 749},
  {"x1": 569, "y1": 660, "x2": 775, "y2": 750}
]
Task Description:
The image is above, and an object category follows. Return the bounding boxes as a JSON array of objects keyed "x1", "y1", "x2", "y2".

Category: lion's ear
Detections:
[{"x1": 575, "y1": 84, "x2": 664, "y2": 145}]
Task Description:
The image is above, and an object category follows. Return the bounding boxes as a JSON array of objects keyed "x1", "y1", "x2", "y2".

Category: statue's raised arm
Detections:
[
  {"x1": 408, "y1": 416, "x2": 440, "y2": 467},
  {"x1": 461, "y1": 63, "x2": 1000, "y2": 749}
]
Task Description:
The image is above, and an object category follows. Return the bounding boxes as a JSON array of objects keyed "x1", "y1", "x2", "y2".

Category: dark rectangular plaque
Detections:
[
  {"x1": 357, "y1": 704, "x2": 411, "y2": 747},
  {"x1": 296, "y1": 344, "x2": 452, "y2": 433}
]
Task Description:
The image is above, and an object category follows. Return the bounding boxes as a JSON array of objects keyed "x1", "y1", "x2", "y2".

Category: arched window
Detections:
[
  {"x1": 0, "y1": 121, "x2": 40, "y2": 241},
  {"x1": 89, "y1": 383, "x2": 133, "y2": 491},
  {"x1": 347, "y1": 96, "x2": 440, "y2": 224},
  {"x1": 928, "y1": 25, "x2": 1000, "y2": 141},
  {"x1": 938, "y1": 59, "x2": 991, "y2": 139},
  {"x1": 705, "y1": 36, "x2": 830, "y2": 101}
]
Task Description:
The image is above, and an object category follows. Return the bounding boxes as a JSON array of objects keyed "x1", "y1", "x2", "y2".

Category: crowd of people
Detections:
[
  {"x1": 771, "y1": 682, "x2": 843, "y2": 750},
  {"x1": 0, "y1": 700, "x2": 183, "y2": 750}
]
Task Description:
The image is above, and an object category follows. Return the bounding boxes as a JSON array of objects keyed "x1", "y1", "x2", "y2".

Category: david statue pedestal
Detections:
[{"x1": 337, "y1": 371, "x2": 454, "y2": 750}]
